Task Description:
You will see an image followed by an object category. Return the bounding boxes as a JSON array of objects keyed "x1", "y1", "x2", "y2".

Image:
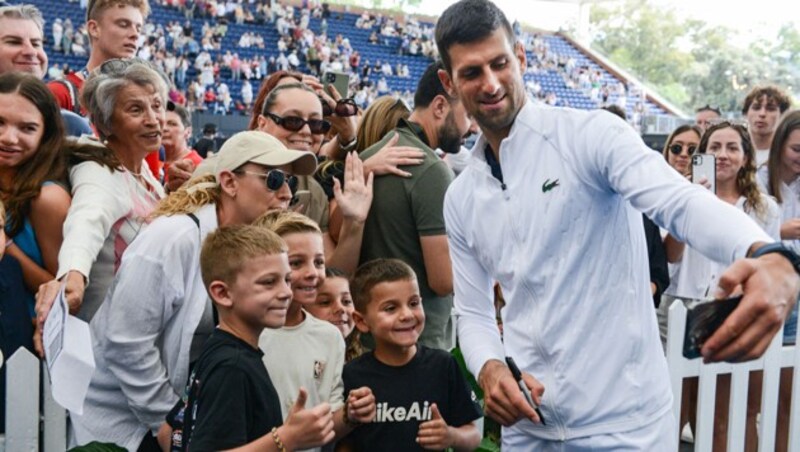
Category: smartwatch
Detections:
[{"x1": 749, "y1": 242, "x2": 800, "y2": 276}]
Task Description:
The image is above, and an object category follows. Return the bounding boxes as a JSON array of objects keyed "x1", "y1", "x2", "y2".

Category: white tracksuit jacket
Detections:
[{"x1": 445, "y1": 100, "x2": 772, "y2": 443}]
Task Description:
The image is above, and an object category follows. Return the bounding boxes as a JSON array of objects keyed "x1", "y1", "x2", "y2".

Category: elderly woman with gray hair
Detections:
[{"x1": 35, "y1": 58, "x2": 167, "y2": 326}]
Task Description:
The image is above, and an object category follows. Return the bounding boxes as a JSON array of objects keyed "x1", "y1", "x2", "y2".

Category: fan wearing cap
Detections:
[
  {"x1": 162, "y1": 101, "x2": 203, "y2": 186},
  {"x1": 49, "y1": 131, "x2": 322, "y2": 451}
]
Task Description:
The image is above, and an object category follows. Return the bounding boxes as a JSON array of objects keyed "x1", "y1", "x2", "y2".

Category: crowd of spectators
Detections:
[
  {"x1": 5, "y1": 0, "x2": 798, "y2": 450},
  {"x1": 41, "y1": 0, "x2": 648, "y2": 124}
]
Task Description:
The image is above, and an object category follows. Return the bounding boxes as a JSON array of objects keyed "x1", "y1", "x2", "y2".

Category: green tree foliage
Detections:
[{"x1": 589, "y1": 0, "x2": 799, "y2": 113}]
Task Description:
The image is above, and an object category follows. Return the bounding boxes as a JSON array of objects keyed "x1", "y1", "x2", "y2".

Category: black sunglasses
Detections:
[
  {"x1": 320, "y1": 98, "x2": 358, "y2": 117},
  {"x1": 264, "y1": 112, "x2": 331, "y2": 134},
  {"x1": 669, "y1": 144, "x2": 697, "y2": 156},
  {"x1": 238, "y1": 169, "x2": 298, "y2": 194}
]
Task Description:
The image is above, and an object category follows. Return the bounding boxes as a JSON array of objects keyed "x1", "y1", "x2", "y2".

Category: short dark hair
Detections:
[
  {"x1": 741, "y1": 85, "x2": 791, "y2": 115},
  {"x1": 167, "y1": 101, "x2": 191, "y2": 128},
  {"x1": 601, "y1": 105, "x2": 627, "y2": 121},
  {"x1": 435, "y1": 0, "x2": 515, "y2": 73},
  {"x1": 351, "y1": 259, "x2": 416, "y2": 313},
  {"x1": 413, "y1": 60, "x2": 451, "y2": 109},
  {"x1": 695, "y1": 104, "x2": 721, "y2": 116}
]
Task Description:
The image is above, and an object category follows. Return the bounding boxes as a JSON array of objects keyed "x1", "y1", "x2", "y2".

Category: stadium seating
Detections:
[{"x1": 28, "y1": 0, "x2": 667, "y2": 118}]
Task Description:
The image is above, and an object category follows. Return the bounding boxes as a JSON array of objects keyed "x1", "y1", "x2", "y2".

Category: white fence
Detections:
[
  {"x1": 1, "y1": 348, "x2": 66, "y2": 452},
  {"x1": 2, "y1": 305, "x2": 798, "y2": 451},
  {"x1": 667, "y1": 301, "x2": 800, "y2": 451}
]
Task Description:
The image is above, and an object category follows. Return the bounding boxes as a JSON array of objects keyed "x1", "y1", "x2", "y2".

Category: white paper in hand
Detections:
[
  {"x1": 43, "y1": 284, "x2": 67, "y2": 369},
  {"x1": 43, "y1": 284, "x2": 96, "y2": 414}
]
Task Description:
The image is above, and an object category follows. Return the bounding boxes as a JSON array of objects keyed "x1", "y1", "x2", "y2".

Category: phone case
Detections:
[
  {"x1": 682, "y1": 295, "x2": 743, "y2": 359},
  {"x1": 692, "y1": 154, "x2": 716, "y2": 194},
  {"x1": 324, "y1": 71, "x2": 349, "y2": 98}
]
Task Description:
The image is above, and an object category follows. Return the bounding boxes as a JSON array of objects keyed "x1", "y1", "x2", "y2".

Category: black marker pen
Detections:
[{"x1": 505, "y1": 356, "x2": 546, "y2": 425}]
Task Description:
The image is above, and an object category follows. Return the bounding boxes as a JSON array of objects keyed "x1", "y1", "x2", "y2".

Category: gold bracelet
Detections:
[{"x1": 271, "y1": 426, "x2": 287, "y2": 452}]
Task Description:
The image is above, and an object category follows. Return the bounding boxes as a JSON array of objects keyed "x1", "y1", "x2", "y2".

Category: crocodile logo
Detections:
[{"x1": 542, "y1": 178, "x2": 560, "y2": 193}]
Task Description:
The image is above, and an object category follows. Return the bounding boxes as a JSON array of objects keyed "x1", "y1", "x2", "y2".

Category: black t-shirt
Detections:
[
  {"x1": 182, "y1": 329, "x2": 283, "y2": 452},
  {"x1": 194, "y1": 137, "x2": 216, "y2": 158},
  {"x1": 342, "y1": 345, "x2": 482, "y2": 452}
]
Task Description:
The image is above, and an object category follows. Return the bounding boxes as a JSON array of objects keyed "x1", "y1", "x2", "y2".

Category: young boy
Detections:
[
  {"x1": 342, "y1": 258, "x2": 482, "y2": 451},
  {"x1": 176, "y1": 225, "x2": 335, "y2": 451},
  {"x1": 255, "y1": 210, "x2": 376, "y2": 451}
]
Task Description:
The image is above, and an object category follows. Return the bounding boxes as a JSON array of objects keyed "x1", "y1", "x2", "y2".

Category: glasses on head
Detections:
[
  {"x1": 263, "y1": 112, "x2": 331, "y2": 135},
  {"x1": 320, "y1": 97, "x2": 358, "y2": 117},
  {"x1": 237, "y1": 169, "x2": 298, "y2": 194},
  {"x1": 669, "y1": 144, "x2": 697, "y2": 156}
]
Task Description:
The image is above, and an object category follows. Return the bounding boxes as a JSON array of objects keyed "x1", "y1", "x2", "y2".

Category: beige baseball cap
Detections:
[{"x1": 194, "y1": 131, "x2": 317, "y2": 178}]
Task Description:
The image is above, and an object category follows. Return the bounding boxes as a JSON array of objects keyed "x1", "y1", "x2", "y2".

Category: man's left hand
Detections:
[{"x1": 702, "y1": 253, "x2": 800, "y2": 363}]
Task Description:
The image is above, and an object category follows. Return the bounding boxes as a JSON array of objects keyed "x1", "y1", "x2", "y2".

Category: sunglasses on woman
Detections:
[
  {"x1": 263, "y1": 112, "x2": 331, "y2": 134},
  {"x1": 669, "y1": 144, "x2": 697, "y2": 156},
  {"x1": 320, "y1": 98, "x2": 358, "y2": 117},
  {"x1": 238, "y1": 169, "x2": 299, "y2": 194}
]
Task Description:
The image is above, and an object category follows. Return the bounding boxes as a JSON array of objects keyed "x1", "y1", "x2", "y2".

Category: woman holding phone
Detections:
[{"x1": 661, "y1": 122, "x2": 780, "y2": 451}]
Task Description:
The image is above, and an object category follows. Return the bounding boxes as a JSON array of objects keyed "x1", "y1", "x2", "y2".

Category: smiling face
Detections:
[
  {"x1": 88, "y1": 4, "x2": 143, "y2": 60},
  {"x1": 107, "y1": 82, "x2": 165, "y2": 155},
  {"x1": 780, "y1": 129, "x2": 800, "y2": 180},
  {"x1": 667, "y1": 129, "x2": 701, "y2": 176},
  {"x1": 0, "y1": 18, "x2": 47, "y2": 79},
  {"x1": 439, "y1": 28, "x2": 526, "y2": 142},
  {"x1": 356, "y1": 278, "x2": 425, "y2": 364},
  {"x1": 307, "y1": 275, "x2": 354, "y2": 337},
  {"x1": 0, "y1": 91, "x2": 44, "y2": 171},
  {"x1": 284, "y1": 231, "x2": 325, "y2": 306},
  {"x1": 257, "y1": 87, "x2": 324, "y2": 153},
  {"x1": 705, "y1": 127, "x2": 746, "y2": 185},
  {"x1": 227, "y1": 253, "x2": 293, "y2": 331}
]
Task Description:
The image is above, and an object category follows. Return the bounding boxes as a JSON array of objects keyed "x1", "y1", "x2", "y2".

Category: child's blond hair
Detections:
[
  {"x1": 253, "y1": 210, "x2": 321, "y2": 237},
  {"x1": 200, "y1": 225, "x2": 287, "y2": 293}
]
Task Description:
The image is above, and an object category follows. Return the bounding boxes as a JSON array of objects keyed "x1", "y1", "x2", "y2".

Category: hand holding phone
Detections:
[
  {"x1": 692, "y1": 154, "x2": 716, "y2": 194},
  {"x1": 323, "y1": 71, "x2": 349, "y2": 99},
  {"x1": 683, "y1": 295, "x2": 743, "y2": 359}
]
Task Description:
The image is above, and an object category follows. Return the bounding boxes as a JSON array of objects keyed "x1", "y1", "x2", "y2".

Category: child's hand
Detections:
[
  {"x1": 346, "y1": 386, "x2": 376, "y2": 424},
  {"x1": 416, "y1": 404, "x2": 452, "y2": 450},
  {"x1": 282, "y1": 387, "x2": 336, "y2": 450}
]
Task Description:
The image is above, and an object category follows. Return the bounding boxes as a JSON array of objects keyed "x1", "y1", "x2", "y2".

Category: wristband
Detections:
[
  {"x1": 271, "y1": 427, "x2": 287, "y2": 452},
  {"x1": 749, "y1": 242, "x2": 800, "y2": 276}
]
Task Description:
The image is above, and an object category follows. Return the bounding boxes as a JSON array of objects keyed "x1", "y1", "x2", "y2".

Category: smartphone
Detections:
[
  {"x1": 682, "y1": 295, "x2": 743, "y2": 359},
  {"x1": 323, "y1": 71, "x2": 349, "y2": 98},
  {"x1": 691, "y1": 154, "x2": 716, "y2": 194}
]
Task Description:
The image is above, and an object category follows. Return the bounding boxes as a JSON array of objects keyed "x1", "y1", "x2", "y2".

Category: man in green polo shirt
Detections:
[{"x1": 359, "y1": 61, "x2": 472, "y2": 350}]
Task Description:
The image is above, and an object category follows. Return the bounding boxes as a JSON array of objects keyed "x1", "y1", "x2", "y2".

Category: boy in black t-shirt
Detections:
[
  {"x1": 341, "y1": 259, "x2": 482, "y2": 451},
  {"x1": 165, "y1": 225, "x2": 336, "y2": 452}
]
